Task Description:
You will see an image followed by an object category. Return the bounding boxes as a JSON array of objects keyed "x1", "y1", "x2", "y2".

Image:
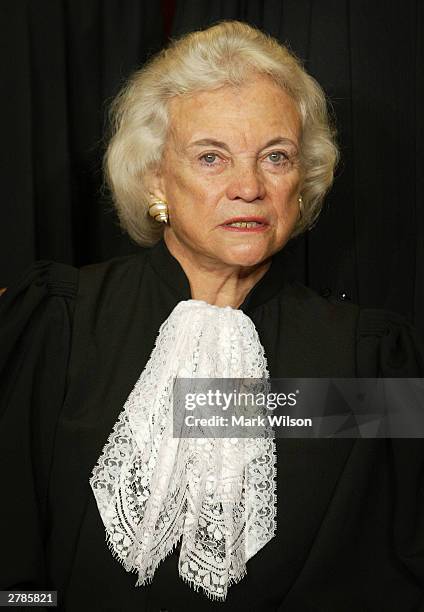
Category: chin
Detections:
[{"x1": 218, "y1": 242, "x2": 272, "y2": 268}]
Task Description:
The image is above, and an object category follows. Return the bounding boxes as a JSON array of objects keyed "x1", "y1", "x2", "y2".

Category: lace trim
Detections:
[{"x1": 90, "y1": 300, "x2": 276, "y2": 601}]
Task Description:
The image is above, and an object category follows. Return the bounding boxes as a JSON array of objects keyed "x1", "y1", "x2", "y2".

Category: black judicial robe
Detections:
[{"x1": 1, "y1": 239, "x2": 424, "y2": 612}]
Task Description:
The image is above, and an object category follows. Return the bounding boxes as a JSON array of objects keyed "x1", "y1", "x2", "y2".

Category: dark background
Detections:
[{"x1": 1, "y1": 0, "x2": 423, "y2": 339}]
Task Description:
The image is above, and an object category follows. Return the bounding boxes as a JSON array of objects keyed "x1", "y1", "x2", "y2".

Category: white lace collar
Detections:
[{"x1": 90, "y1": 300, "x2": 277, "y2": 601}]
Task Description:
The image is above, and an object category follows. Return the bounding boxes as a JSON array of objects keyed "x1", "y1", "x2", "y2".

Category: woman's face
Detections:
[{"x1": 153, "y1": 74, "x2": 302, "y2": 268}]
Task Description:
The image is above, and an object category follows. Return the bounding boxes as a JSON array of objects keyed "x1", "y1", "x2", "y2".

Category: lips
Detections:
[{"x1": 219, "y1": 216, "x2": 269, "y2": 233}]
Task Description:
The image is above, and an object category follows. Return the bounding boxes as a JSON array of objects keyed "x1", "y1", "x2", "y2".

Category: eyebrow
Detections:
[{"x1": 187, "y1": 137, "x2": 298, "y2": 151}]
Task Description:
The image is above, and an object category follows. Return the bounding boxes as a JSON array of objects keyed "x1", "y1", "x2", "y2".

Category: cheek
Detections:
[
  {"x1": 168, "y1": 174, "x2": 224, "y2": 226},
  {"x1": 164, "y1": 174, "x2": 214, "y2": 238},
  {"x1": 271, "y1": 175, "x2": 300, "y2": 215},
  {"x1": 165, "y1": 165, "x2": 210, "y2": 206}
]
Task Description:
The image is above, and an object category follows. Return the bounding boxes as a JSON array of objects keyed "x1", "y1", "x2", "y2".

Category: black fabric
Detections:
[
  {"x1": 1, "y1": 1, "x2": 423, "y2": 343},
  {"x1": 0, "y1": 240, "x2": 424, "y2": 611}
]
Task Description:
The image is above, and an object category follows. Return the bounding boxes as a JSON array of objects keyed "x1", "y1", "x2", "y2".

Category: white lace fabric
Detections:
[{"x1": 90, "y1": 300, "x2": 277, "y2": 601}]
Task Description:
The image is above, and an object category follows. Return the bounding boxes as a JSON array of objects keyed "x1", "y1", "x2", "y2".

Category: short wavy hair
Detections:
[{"x1": 105, "y1": 20, "x2": 339, "y2": 246}]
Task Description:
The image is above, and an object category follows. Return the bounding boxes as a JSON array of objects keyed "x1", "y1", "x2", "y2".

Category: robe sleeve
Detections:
[
  {"x1": 356, "y1": 308, "x2": 424, "y2": 596},
  {"x1": 0, "y1": 260, "x2": 78, "y2": 590}
]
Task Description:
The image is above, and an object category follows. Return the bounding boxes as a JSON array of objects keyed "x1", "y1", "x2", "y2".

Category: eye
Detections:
[
  {"x1": 200, "y1": 153, "x2": 219, "y2": 165},
  {"x1": 265, "y1": 151, "x2": 289, "y2": 164}
]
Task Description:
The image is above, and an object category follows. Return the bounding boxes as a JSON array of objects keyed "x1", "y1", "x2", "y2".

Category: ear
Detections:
[{"x1": 144, "y1": 164, "x2": 167, "y2": 201}]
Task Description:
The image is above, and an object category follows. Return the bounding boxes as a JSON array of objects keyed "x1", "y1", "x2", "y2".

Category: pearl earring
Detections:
[{"x1": 148, "y1": 198, "x2": 168, "y2": 224}]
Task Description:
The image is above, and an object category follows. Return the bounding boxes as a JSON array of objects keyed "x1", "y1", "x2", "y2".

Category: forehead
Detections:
[{"x1": 167, "y1": 75, "x2": 301, "y2": 147}]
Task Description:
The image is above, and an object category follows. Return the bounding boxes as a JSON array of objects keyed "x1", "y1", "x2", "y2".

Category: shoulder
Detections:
[
  {"x1": 0, "y1": 251, "x2": 149, "y2": 307},
  {"x1": 78, "y1": 250, "x2": 148, "y2": 280},
  {"x1": 0, "y1": 260, "x2": 79, "y2": 339},
  {"x1": 74, "y1": 251, "x2": 149, "y2": 326},
  {"x1": 0, "y1": 261, "x2": 79, "y2": 381},
  {"x1": 272, "y1": 282, "x2": 359, "y2": 375},
  {"x1": 286, "y1": 281, "x2": 359, "y2": 321},
  {"x1": 0, "y1": 251, "x2": 146, "y2": 341},
  {"x1": 0, "y1": 260, "x2": 78, "y2": 303},
  {"x1": 280, "y1": 282, "x2": 424, "y2": 377},
  {"x1": 281, "y1": 281, "x2": 360, "y2": 342}
]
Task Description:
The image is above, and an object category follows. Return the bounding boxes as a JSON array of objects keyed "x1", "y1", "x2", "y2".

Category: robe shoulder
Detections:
[
  {"x1": 0, "y1": 259, "x2": 79, "y2": 390},
  {"x1": 0, "y1": 252, "x2": 145, "y2": 412},
  {"x1": 285, "y1": 281, "x2": 424, "y2": 377},
  {"x1": 0, "y1": 259, "x2": 78, "y2": 376}
]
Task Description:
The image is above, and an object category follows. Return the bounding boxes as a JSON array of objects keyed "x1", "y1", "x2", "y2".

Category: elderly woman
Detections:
[{"x1": 1, "y1": 21, "x2": 423, "y2": 612}]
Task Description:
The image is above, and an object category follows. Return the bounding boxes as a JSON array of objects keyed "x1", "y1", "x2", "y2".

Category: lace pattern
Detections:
[{"x1": 90, "y1": 300, "x2": 277, "y2": 601}]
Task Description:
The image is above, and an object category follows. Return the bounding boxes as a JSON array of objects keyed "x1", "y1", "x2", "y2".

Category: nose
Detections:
[{"x1": 225, "y1": 161, "x2": 266, "y2": 202}]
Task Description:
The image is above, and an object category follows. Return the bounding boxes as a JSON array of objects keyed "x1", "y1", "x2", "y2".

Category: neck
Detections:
[{"x1": 164, "y1": 235, "x2": 271, "y2": 309}]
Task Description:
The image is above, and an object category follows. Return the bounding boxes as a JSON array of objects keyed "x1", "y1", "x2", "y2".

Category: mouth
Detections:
[{"x1": 219, "y1": 217, "x2": 269, "y2": 232}]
